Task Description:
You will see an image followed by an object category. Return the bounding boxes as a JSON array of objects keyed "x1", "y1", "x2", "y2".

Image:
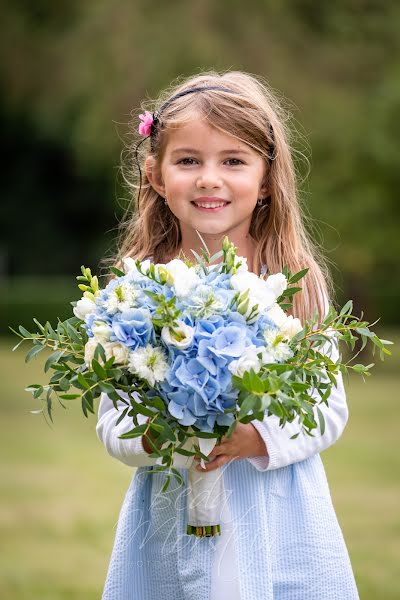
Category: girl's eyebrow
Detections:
[{"x1": 170, "y1": 147, "x2": 252, "y2": 156}]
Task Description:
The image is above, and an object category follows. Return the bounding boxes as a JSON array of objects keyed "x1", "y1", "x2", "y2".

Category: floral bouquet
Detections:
[{"x1": 11, "y1": 237, "x2": 392, "y2": 537}]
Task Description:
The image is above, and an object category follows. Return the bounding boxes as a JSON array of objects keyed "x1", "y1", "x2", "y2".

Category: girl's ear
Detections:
[{"x1": 144, "y1": 156, "x2": 166, "y2": 197}]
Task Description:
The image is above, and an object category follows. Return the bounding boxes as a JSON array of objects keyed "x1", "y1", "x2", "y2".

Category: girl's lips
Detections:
[{"x1": 191, "y1": 201, "x2": 230, "y2": 213}]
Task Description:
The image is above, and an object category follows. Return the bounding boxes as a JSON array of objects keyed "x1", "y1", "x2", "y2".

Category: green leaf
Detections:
[
  {"x1": 99, "y1": 382, "x2": 114, "y2": 394},
  {"x1": 19, "y1": 325, "x2": 32, "y2": 338},
  {"x1": 77, "y1": 373, "x2": 91, "y2": 390},
  {"x1": 25, "y1": 345, "x2": 44, "y2": 363},
  {"x1": 317, "y1": 407, "x2": 325, "y2": 435},
  {"x1": 115, "y1": 406, "x2": 129, "y2": 426},
  {"x1": 59, "y1": 394, "x2": 81, "y2": 400},
  {"x1": 44, "y1": 350, "x2": 64, "y2": 373},
  {"x1": 288, "y1": 268, "x2": 309, "y2": 284},
  {"x1": 239, "y1": 394, "x2": 256, "y2": 418},
  {"x1": 161, "y1": 475, "x2": 171, "y2": 492},
  {"x1": 94, "y1": 343, "x2": 107, "y2": 365},
  {"x1": 33, "y1": 386, "x2": 44, "y2": 399},
  {"x1": 91, "y1": 358, "x2": 108, "y2": 380},
  {"x1": 340, "y1": 300, "x2": 353, "y2": 316},
  {"x1": 118, "y1": 424, "x2": 147, "y2": 439},
  {"x1": 129, "y1": 398, "x2": 156, "y2": 417},
  {"x1": 145, "y1": 395, "x2": 166, "y2": 411},
  {"x1": 32, "y1": 318, "x2": 46, "y2": 334},
  {"x1": 248, "y1": 369, "x2": 265, "y2": 393},
  {"x1": 110, "y1": 266, "x2": 125, "y2": 277}
]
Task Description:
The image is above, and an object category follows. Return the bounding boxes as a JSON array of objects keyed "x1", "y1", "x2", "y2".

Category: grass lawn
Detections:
[{"x1": 1, "y1": 332, "x2": 398, "y2": 599}]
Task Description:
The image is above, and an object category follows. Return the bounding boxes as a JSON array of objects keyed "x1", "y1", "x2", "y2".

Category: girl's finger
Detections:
[
  {"x1": 209, "y1": 442, "x2": 229, "y2": 457},
  {"x1": 196, "y1": 454, "x2": 229, "y2": 472}
]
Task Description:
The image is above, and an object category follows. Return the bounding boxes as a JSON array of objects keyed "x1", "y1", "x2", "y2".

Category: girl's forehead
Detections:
[{"x1": 164, "y1": 118, "x2": 253, "y2": 155}]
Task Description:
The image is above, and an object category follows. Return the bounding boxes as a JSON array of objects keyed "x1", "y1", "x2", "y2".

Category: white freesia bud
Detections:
[
  {"x1": 161, "y1": 321, "x2": 194, "y2": 349},
  {"x1": 280, "y1": 315, "x2": 303, "y2": 340},
  {"x1": 92, "y1": 321, "x2": 112, "y2": 343},
  {"x1": 73, "y1": 296, "x2": 96, "y2": 320},
  {"x1": 266, "y1": 273, "x2": 287, "y2": 299},
  {"x1": 228, "y1": 345, "x2": 262, "y2": 377},
  {"x1": 164, "y1": 259, "x2": 200, "y2": 297}
]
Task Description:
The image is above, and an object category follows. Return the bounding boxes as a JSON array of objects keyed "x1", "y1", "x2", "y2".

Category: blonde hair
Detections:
[{"x1": 103, "y1": 69, "x2": 335, "y2": 325}]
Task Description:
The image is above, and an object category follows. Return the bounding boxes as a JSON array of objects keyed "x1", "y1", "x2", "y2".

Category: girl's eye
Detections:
[
  {"x1": 177, "y1": 158, "x2": 244, "y2": 166},
  {"x1": 177, "y1": 158, "x2": 197, "y2": 165},
  {"x1": 225, "y1": 158, "x2": 244, "y2": 166}
]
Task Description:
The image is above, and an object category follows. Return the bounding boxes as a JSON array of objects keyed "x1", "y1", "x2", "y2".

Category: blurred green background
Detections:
[{"x1": 1, "y1": 1, "x2": 399, "y2": 598}]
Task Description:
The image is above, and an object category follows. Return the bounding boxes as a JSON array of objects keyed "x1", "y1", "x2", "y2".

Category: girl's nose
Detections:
[{"x1": 196, "y1": 169, "x2": 223, "y2": 189}]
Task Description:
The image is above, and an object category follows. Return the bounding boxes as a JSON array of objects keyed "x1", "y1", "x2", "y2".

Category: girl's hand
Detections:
[{"x1": 194, "y1": 422, "x2": 268, "y2": 472}]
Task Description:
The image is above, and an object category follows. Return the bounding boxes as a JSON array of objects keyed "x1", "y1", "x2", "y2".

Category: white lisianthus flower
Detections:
[
  {"x1": 73, "y1": 296, "x2": 96, "y2": 320},
  {"x1": 92, "y1": 321, "x2": 112, "y2": 343},
  {"x1": 233, "y1": 254, "x2": 248, "y2": 272},
  {"x1": 122, "y1": 257, "x2": 151, "y2": 276},
  {"x1": 84, "y1": 340, "x2": 129, "y2": 367},
  {"x1": 164, "y1": 259, "x2": 200, "y2": 297},
  {"x1": 265, "y1": 273, "x2": 287, "y2": 299},
  {"x1": 228, "y1": 345, "x2": 262, "y2": 377},
  {"x1": 161, "y1": 320, "x2": 194, "y2": 350},
  {"x1": 127, "y1": 345, "x2": 169, "y2": 386},
  {"x1": 262, "y1": 330, "x2": 294, "y2": 362},
  {"x1": 231, "y1": 271, "x2": 276, "y2": 318},
  {"x1": 280, "y1": 315, "x2": 303, "y2": 340}
]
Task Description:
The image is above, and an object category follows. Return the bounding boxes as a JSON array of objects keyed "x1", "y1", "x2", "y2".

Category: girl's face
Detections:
[{"x1": 145, "y1": 116, "x2": 269, "y2": 240}]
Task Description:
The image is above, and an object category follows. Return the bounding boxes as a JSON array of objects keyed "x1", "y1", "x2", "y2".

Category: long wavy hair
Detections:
[{"x1": 102, "y1": 69, "x2": 335, "y2": 325}]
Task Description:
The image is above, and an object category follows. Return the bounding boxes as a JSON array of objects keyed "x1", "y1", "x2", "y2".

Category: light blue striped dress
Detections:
[{"x1": 96, "y1": 266, "x2": 359, "y2": 598}]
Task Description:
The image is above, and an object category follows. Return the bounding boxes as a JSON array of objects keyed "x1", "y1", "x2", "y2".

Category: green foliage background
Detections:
[{"x1": 1, "y1": 1, "x2": 399, "y2": 328}]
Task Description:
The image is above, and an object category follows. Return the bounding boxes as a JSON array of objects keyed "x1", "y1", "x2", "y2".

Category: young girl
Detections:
[{"x1": 96, "y1": 70, "x2": 360, "y2": 599}]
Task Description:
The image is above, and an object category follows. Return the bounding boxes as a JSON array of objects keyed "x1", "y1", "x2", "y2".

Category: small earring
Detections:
[
  {"x1": 257, "y1": 198, "x2": 264, "y2": 206},
  {"x1": 163, "y1": 196, "x2": 168, "y2": 206}
]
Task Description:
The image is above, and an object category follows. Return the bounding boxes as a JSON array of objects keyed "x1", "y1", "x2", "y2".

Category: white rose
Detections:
[
  {"x1": 84, "y1": 339, "x2": 98, "y2": 365},
  {"x1": 84, "y1": 339, "x2": 129, "y2": 366},
  {"x1": 265, "y1": 273, "x2": 287, "y2": 299},
  {"x1": 73, "y1": 297, "x2": 96, "y2": 320},
  {"x1": 92, "y1": 321, "x2": 112, "y2": 343},
  {"x1": 161, "y1": 320, "x2": 194, "y2": 349},
  {"x1": 279, "y1": 315, "x2": 303, "y2": 340},
  {"x1": 228, "y1": 345, "x2": 262, "y2": 377},
  {"x1": 165, "y1": 259, "x2": 200, "y2": 297},
  {"x1": 266, "y1": 303, "x2": 288, "y2": 327},
  {"x1": 105, "y1": 342, "x2": 130, "y2": 365}
]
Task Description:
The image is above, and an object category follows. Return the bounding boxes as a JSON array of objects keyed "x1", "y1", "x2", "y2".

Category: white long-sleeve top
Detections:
[{"x1": 96, "y1": 333, "x2": 348, "y2": 473}]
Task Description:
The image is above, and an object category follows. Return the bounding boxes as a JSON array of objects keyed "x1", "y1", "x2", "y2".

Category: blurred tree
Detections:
[{"x1": 0, "y1": 0, "x2": 398, "y2": 321}]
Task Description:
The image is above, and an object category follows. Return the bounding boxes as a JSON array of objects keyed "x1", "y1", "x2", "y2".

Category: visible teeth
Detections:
[{"x1": 194, "y1": 202, "x2": 227, "y2": 208}]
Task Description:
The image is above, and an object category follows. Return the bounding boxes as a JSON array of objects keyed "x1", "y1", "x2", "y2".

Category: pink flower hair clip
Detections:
[{"x1": 138, "y1": 110, "x2": 160, "y2": 137}]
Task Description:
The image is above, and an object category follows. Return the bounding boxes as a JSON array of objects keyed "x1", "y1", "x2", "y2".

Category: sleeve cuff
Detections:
[{"x1": 246, "y1": 420, "x2": 276, "y2": 472}]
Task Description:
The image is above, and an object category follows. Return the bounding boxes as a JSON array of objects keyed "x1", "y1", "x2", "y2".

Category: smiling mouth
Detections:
[{"x1": 191, "y1": 201, "x2": 230, "y2": 211}]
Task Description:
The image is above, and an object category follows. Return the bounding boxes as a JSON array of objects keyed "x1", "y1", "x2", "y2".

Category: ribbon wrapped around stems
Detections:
[{"x1": 156, "y1": 433, "x2": 225, "y2": 537}]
